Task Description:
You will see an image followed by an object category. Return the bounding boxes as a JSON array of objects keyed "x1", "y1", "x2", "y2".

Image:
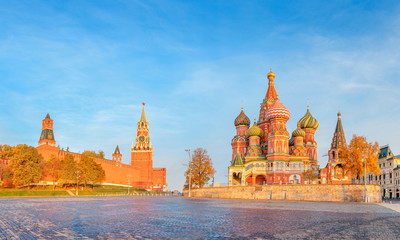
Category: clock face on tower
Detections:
[{"x1": 138, "y1": 136, "x2": 145, "y2": 143}]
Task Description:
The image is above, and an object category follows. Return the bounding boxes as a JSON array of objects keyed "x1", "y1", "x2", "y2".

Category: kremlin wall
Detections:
[{"x1": 36, "y1": 104, "x2": 167, "y2": 191}]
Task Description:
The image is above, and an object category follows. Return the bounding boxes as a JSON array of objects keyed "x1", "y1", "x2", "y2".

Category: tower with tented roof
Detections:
[{"x1": 112, "y1": 145, "x2": 122, "y2": 167}]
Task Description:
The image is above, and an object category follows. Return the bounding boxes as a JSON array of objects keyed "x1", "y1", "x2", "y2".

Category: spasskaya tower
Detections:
[{"x1": 131, "y1": 103, "x2": 153, "y2": 186}]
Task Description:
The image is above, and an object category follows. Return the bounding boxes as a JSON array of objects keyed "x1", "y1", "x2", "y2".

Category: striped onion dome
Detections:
[
  {"x1": 289, "y1": 137, "x2": 295, "y2": 146},
  {"x1": 298, "y1": 105, "x2": 319, "y2": 130},
  {"x1": 246, "y1": 120, "x2": 264, "y2": 138},
  {"x1": 234, "y1": 107, "x2": 251, "y2": 127},
  {"x1": 292, "y1": 127, "x2": 306, "y2": 138},
  {"x1": 266, "y1": 97, "x2": 290, "y2": 121}
]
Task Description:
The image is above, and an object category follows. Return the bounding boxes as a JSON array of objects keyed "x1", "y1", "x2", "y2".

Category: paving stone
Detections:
[{"x1": 0, "y1": 196, "x2": 399, "y2": 239}]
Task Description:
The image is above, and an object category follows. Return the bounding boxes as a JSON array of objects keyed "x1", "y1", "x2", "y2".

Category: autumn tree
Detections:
[
  {"x1": 59, "y1": 153, "x2": 78, "y2": 188},
  {"x1": 184, "y1": 148, "x2": 216, "y2": 188},
  {"x1": 9, "y1": 144, "x2": 43, "y2": 188},
  {"x1": 91, "y1": 163, "x2": 106, "y2": 189},
  {"x1": 339, "y1": 135, "x2": 380, "y2": 183},
  {"x1": 82, "y1": 150, "x2": 105, "y2": 159},
  {"x1": 0, "y1": 144, "x2": 14, "y2": 159},
  {"x1": 44, "y1": 155, "x2": 61, "y2": 189},
  {"x1": 78, "y1": 154, "x2": 106, "y2": 189},
  {"x1": 0, "y1": 157, "x2": 13, "y2": 188},
  {"x1": 303, "y1": 169, "x2": 318, "y2": 183}
]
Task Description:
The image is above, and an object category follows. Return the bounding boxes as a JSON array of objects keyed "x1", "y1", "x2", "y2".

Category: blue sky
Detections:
[{"x1": 1, "y1": 0, "x2": 400, "y2": 190}]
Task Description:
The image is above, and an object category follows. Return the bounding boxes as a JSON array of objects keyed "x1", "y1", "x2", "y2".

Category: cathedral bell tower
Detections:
[{"x1": 131, "y1": 103, "x2": 153, "y2": 184}]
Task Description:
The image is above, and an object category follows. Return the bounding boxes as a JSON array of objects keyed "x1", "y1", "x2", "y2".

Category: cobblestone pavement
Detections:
[{"x1": 0, "y1": 196, "x2": 400, "y2": 239}]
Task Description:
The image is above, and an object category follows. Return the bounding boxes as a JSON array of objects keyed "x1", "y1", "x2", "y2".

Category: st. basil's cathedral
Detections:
[{"x1": 228, "y1": 69, "x2": 351, "y2": 185}]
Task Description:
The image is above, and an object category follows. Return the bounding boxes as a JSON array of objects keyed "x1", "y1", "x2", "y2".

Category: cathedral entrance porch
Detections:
[
  {"x1": 232, "y1": 173, "x2": 242, "y2": 186},
  {"x1": 256, "y1": 175, "x2": 266, "y2": 185}
]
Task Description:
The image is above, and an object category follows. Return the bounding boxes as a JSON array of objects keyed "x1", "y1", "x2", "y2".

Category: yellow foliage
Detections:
[
  {"x1": 184, "y1": 148, "x2": 216, "y2": 188},
  {"x1": 339, "y1": 135, "x2": 380, "y2": 182}
]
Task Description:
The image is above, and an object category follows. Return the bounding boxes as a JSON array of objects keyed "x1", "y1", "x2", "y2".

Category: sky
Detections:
[{"x1": 1, "y1": 0, "x2": 400, "y2": 191}]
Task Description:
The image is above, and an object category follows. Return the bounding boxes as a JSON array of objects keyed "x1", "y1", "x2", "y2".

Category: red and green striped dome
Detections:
[
  {"x1": 298, "y1": 105, "x2": 319, "y2": 130},
  {"x1": 234, "y1": 108, "x2": 251, "y2": 127}
]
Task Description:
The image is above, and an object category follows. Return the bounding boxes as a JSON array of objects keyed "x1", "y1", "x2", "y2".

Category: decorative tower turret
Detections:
[
  {"x1": 298, "y1": 104, "x2": 319, "y2": 164},
  {"x1": 38, "y1": 113, "x2": 56, "y2": 146},
  {"x1": 266, "y1": 96, "x2": 290, "y2": 161},
  {"x1": 231, "y1": 107, "x2": 250, "y2": 161},
  {"x1": 131, "y1": 103, "x2": 153, "y2": 185},
  {"x1": 245, "y1": 119, "x2": 264, "y2": 161},
  {"x1": 328, "y1": 111, "x2": 346, "y2": 162},
  {"x1": 259, "y1": 68, "x2": 278, "y2": 122},
  {"x1": 326, "y1": 111, "x2": 348, "y2": 183},
  {"x1": 258, "y1": 68, "x2": 278, "y2": 154},
  {"x1": 112, "y1": 145, "x2": 122, "y2": 167},
  {"x1": 289, "y1": 127, "x2": 309, "y2": 168}
]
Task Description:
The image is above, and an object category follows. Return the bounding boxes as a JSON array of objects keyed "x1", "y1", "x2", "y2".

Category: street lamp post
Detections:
[
  {"x1": 76, "y1": 170, "x2": 81, "y2": 196},
  {"x1": 364, "y1": 158, "x2": 367, "y2": 203},
  {"x1": 185, "y1": 149, "x2": 192, "y2": 198}
]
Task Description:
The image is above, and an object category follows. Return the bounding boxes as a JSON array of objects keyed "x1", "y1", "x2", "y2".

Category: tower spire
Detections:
[
  {"x1": 331, "y1": 111, "x2": 346, "y2": 150},
  {"x1": 265, "y1": 68, "x2": 277, "y2": 101},
  {"x1": 140, "y1": 102, "x2": 147, "y2": 122}
]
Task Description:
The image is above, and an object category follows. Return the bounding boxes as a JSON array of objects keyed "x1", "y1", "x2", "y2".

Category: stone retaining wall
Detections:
[{"x1": 183, "y1": 184, "x2": 381, "y2": 203}]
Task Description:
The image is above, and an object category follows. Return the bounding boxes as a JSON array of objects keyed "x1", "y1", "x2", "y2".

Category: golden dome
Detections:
[
  {"x1": 292, "y1": 127, "x2": 306, "y2": 138},
  {"x1": 246, "y1": 120, "x2": 264, "y2": 138},
  {"x1": 267, "y1": 68, "x2": 275, "y2": 79}
]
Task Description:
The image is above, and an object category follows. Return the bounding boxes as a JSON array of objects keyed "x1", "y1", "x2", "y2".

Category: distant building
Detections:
[
  {"x1": 359, "y1": 145, "x2": 400, "y2": 198},
  {"x1": 36, "y1": 103, "x2": 167, "y2": 191}
]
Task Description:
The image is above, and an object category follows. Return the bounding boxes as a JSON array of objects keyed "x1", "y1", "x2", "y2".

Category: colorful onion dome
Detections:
[
  {"x1": 246, "y1": 120, "x2": 264, "y2": 138},
  {"x1": 292, "y1": 127, "x2": 306, "y2": 138},
  {"x1": 234, "y1": 107, "x2": 251, "y2": 127},
  {"x1": 298, "y1": 105, "x2": 319, "y2": 130},
  {"x1": 266, "y1": 97, "x2": 290, "y2": 121},
  {"x1": 289, "y1": 137, "x2": 295, "y2": 146}
]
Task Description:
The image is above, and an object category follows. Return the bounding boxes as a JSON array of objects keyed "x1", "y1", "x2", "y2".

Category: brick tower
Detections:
[
  {"x1": 265, "y1": 96, "x2": 291, "y2": 161},
  {"x1": 37, "y1": 113, "x2": 59, "y2": 161},
  {"x1": 258, "y1": 69, "x2": 278, "y2": 155},
  {"x1": 297, "y1": 104, "x2": 319, "y2": 164},
  {"x1": 112, "y1": 145, "x2": 122, "y2": 167},
  {"x1": 38, "y1": 113, "x2": 55, "y2": 146},
  {"x1": 231, "y1": 107, "x2": 250, "y2": 161},
  {"x1": 328, "y1": 111, "x2": 346, "y2": 162},
  {"x1": 131, "y1": 103, "x2": 153, "y2": 188},
  {"x1": 326, "y1": 111, "x2": 350, "y2": 183}
]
